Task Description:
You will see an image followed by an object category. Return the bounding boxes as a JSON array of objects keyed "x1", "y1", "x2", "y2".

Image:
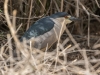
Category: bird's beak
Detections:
[{"x1": 69, "y1": 16, "x2": 80, "y2": 21}]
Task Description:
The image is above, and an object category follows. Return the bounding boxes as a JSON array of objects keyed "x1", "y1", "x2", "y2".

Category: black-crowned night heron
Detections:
[{"x1": 20, "y1": 12, "x2": 78, "y2": 50}]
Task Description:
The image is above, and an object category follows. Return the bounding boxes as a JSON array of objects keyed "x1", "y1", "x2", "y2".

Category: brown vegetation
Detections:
[{"x1": 0, "y1": 0, "x2": 100, "y2": 75}]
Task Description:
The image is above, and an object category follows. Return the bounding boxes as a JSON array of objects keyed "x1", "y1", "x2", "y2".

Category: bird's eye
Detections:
[
  {"x1": 65, "y1": 15, "x2": 71, "y2": 19},
  {"x1": 65, "y1": 16, "x2": 68, "y2": 19}
]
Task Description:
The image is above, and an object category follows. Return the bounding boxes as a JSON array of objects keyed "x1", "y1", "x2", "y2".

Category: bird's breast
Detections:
[{"x1": 33, "y1": 22, "x2": 65, "y2": 50}]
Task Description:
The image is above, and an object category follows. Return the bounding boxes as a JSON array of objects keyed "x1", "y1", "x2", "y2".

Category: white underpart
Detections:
[{"x1": 29, "y1": 17, "x2": 72, "y2": 49}]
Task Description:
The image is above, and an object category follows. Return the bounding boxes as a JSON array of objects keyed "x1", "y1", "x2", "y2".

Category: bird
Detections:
[{"x1": 20, "y1": 12, "x2": 78, "y2": 50}]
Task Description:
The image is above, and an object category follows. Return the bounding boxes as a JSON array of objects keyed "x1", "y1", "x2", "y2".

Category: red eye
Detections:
[{"x1": 65, "y1": 16, "x2": 68, "y2": 18}]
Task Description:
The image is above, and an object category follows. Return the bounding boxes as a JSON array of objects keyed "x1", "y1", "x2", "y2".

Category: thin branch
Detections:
[{"x1": 26, "y1": 0, "x2": 34, "y2": 30}]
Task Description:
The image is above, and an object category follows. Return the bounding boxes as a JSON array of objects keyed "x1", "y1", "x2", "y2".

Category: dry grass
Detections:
[{"x1": 0, "y1": 0, "x2": 100, "y2": 75}]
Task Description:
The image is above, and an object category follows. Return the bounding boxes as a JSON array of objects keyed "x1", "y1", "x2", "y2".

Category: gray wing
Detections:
[{"x1": 20, "y1": 16, "x2": 55, "y2": 41}]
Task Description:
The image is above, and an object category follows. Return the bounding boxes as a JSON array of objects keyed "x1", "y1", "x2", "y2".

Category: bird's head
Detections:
[{"x1": 50, "y1": 12, "x2": 79, "y2": 25}]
